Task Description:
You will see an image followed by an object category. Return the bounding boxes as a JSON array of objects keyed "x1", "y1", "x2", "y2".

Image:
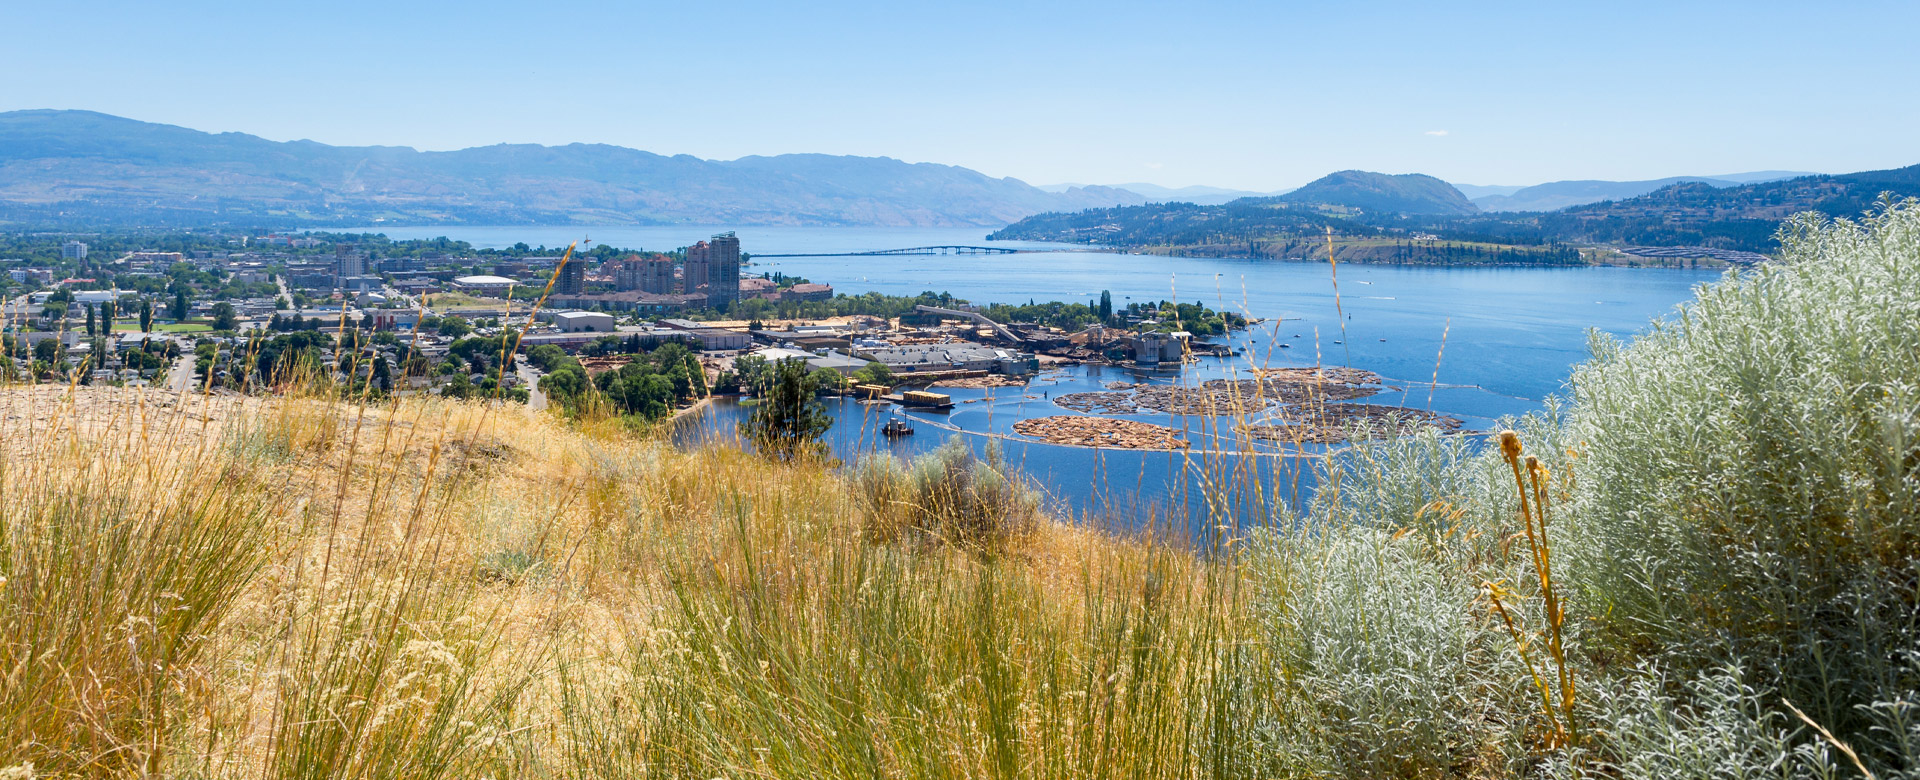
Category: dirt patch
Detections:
[{"x1": 1013, "y1": 415, "x2": 1189, "y2": 450}]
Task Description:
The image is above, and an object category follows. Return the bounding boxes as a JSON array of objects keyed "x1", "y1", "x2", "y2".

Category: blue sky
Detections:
[{"x1": 7, "y1": 0, "x2": 1916, "y2": 190}]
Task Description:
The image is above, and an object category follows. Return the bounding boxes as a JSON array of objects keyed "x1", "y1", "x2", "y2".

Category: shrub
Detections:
[
  {"x1": 1563, "y1": 200, "x2": 1920, "y2": 767},
  {"x1": 853, "y1": 438, "x2": 1041, "y2": 552}
]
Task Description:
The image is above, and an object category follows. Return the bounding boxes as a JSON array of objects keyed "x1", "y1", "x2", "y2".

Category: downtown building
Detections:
[
  {"x1": 555, "y1": 253, "x2": 587, "y2": 296},
  {"x1": 680, "y1": 232, "x2": 741, "y2": 309},
  {"x1": 612, "y1": 255, "x2": 675, "y2": 294}
]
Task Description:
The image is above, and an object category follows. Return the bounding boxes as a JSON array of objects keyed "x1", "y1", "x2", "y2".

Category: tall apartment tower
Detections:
[
  {"x1": 61, "y1": 241, "x2": 88, "y2": 261},
  {"x1": 707, "y1": 231, "x2": 741, "y2": 308},
  {"x1": 556, "y1": 253, "x2": 587, "y2": 296},
  {"x1": 641, "y1": 257, "x2": 674, "y2": 293},
  {"x1": 682, "y1": 241, "x2": 710, "y2": 296},
  {"x1": 335, "y1": 248, "x2": 365, "y2": 278}
]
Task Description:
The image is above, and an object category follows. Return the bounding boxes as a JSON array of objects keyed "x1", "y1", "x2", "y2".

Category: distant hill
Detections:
[
  {"x1": 1279, "y1": 170, "x2": 1478, "y2": 215},
  {"x1": 991, "y1": 163, "x2": 1920, "y2": 262},
  {"x1": 1463, "y1": 171, "x2": 1818, "y2": 212},
  {"x1": 1399, "y1": 164, "x2": 1920, "y2": 252},
  {"x1": 1472, "y1": 177, "x2": 1742, "y2": 212},
  {"x1": 0, "y1": 110, "x2": 1144, "y2": 228}
]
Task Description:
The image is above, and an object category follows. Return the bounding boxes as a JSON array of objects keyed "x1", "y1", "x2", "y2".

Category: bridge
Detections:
[{"x1": 752, "y1": 245, "x2": 1023, "y2": 258}]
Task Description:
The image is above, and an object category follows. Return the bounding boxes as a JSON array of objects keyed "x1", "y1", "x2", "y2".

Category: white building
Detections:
[
  {"x1": 452, "y1": 275, "x2": 518, "y2": 296},
  {"x1": 61, "y1": 241, "x2": 88, "y2": 260},
  {"x1": 550, "y1": 311, "x2": 616, "y2": 333}
]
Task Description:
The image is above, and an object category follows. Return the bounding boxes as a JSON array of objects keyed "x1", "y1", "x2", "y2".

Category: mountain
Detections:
[
  {"x1": 1391, "y1": 165, "x2": 1920, "y2": 253},
  {"x1": 1279, "y1": 170, "x2": 1478, "y2": 215},
  {"x1": 1535, "y1": 165, "x2": 1920, "y2": 246},
  {"x1": 1706, "y1": 170, "x2": 1819, "y2": 183},
  {"x1": 1452, "y1": 183, "x2": 1526, "y2": 199},
  {"x1": 0, "y1": 110, "x2": 1145, "y2": 228},
  {"x1": 1460, "y1": 171, "x2": 1820, "y2": 213},
  {"x1": 1037, "y1": 182, "x2": 1286, "y2": 206}
]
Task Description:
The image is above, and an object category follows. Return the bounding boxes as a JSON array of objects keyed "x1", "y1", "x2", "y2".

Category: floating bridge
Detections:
[{"x1": 752, "y1": 245, "x2": 1022, "y2": 258}]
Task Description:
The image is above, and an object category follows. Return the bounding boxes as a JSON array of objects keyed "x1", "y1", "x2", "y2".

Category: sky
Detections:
[{"x1": 7, "y1": 0, "x2": 1917, "y2": 191}]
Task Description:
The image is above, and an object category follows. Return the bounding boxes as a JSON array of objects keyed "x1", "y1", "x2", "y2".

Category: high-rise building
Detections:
[
  {"x1": 641, "y1": 256, "x2": 674, "y2": 293},
  {"x1": 707, "y1": 231, "x2": 741, "y2": 308},
  {"x1": 335, "y1": 248, "x2": 364, "y2": 279},
  {"x1": 556, "y1": 252, "x2": 587, "y2": 296},
  {"x1": 682, "y1": 241, "x2": 710, "y2": 296},
  {"x1": 611, "y1": 255, "x2": 676, "y2": 294},
  {"x1": 61, "y1": 241, "x2": 88, "y2": 260}
]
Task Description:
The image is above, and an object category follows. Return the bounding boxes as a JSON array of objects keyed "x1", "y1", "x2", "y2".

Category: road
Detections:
[
  {"x1": 516, "y1": 362, "x2": 546, "y2": 411},
  {"x1": 167, "y1": 350, "x2": 199, "y2": 393}
]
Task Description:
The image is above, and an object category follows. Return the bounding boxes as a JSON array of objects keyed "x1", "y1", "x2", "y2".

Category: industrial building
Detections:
[
  {"x1": 1131, "y1": 331, "x2": 1190, "y2": 364},
  {"x1": 547, "y1": 311, "x2": 617, "y2": 333},
  {"x1": 753, "y1": 346, "x2": 869, "y2": 376},
  {"x1": 854, "y1": 341, "x2": 1038, "y2": 375}
]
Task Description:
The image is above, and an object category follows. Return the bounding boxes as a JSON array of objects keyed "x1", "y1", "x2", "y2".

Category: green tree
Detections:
[
  {"x1": 851, "y1": 361, "x2": 895, "y2": 387},
  {"x1": 84, "y1": 304, "x2": 95, "y2": 337},
  {"x1": 139, "y1": 299, "x2": 153, "y2": 333},
  {"x1": 739, "y1": 358, "x2": 832, "y2": 461},
  {"x1": 171, "y1": 289, "x2": 189, "y2": 320},
  {"x1": 101, "y1": 300, "x2": 115, "y2": 331},
  {"x1": 210, "y1": 302, "x2": 237, "y2": 331},
  {"x1": 34, "y1": 338, "x2": 60, "y2": 364},
  {"x1": 371, "y1": 355, "x2": 392, "y2": 391},
  {"x1": 443, "y1": 372, "x2": 475, "y2": 399}
]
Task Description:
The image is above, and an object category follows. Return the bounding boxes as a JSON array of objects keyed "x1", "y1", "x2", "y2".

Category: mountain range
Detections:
[
  {"x1": 0, "y1": 110, "x2": 1144, "y2": 228},
  {"x1": 0, "y1": 110, "x2": 1884, "y2": 234}
]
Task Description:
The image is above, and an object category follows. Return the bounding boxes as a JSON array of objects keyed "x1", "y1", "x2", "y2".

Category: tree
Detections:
[
  {"x1": 101, "y1": 300, "x2": 115, "y2": 331},
  {"x1": 34, "y1": 338, "x2": 60, "y2": 365},
  {"x1": 739, "y1": 358, "x2": 832, "y2": 461},
  {"x1": 371, "y1": 355, "x2": 392, "y2": 391},
  {"x1": 851, "y1": 361, "x2": 895, "y2": 387},
  {"x1": 171, "y1": 289, "x2": 189, "y2": 321},
  {"x1": 1098, "y1": 290, "x2": 1113, "y2": 322},
  {"x1": 84, "y1": 304, "x2": 95, "y2": 337},
  {"x1": 275, "y1": 295, "x2": 290, "y2": 310},
  {"x1": 443, "y1": 372, "x2": 475, "y2": 399},
  {"x1": 438, "y1": 316, "x2": 472, "y2": 339},
  {"x1": 210, "y1": 302, "x2": 237, "y2": 331},
  {"x1": 139, "y1": 299, "x2": 153, "y2": 333}
]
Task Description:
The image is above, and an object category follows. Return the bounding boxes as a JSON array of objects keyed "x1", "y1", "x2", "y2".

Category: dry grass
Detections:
[{"x1": 0, "y1": 378, "x2": 1256, "y2": 778}]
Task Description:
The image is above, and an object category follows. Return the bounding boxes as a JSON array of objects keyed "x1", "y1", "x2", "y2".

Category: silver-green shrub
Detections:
[{"x1": 1563, "y1": 199, "x2": 1920, "y2": 769}]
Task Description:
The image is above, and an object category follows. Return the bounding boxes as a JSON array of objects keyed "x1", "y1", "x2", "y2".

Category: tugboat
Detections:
[{"x1": 883, "y1": 416, "x2": 915, "y2": 437}]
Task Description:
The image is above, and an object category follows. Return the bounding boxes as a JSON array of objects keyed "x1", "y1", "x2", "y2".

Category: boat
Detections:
[{"x1": 883, "y1": 417, "x2": 915, "y2": 437}]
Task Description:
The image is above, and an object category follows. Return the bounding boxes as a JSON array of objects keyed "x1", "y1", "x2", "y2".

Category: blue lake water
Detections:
[{"x1": 357, "y1": 224, "x2": 1724, "y2": 530}]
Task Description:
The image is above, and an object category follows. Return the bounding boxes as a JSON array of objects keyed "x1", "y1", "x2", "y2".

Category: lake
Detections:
[{"x1": 356, "y1": 224, "x2": 1724, "y2": 531}]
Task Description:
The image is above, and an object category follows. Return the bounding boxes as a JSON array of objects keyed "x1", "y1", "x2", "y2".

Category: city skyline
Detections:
[{"x1": 6, "y1": 1, "x2": 1918, "y2": 190}]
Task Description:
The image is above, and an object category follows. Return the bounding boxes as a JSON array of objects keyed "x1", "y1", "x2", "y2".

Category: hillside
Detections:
[
  {"x1": 0, "y1": 110, "x2": 1144, "y2": 228},
  {"x1": 6, "y1": 204, "x2": 1917, "y2": 777},
  {"x1": 1461, "y1": 171, "x2": 1815, "y2": 212},
  {"x1": 1419, "y1": 163, "x2": 1920, "y2": 251},
  {"x1": 1278, "y1": 170, "x2": 1478, "y2": 215},
  {"x1": 1470, "y1": 176, "x2": 1742, "y2": 212}
]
